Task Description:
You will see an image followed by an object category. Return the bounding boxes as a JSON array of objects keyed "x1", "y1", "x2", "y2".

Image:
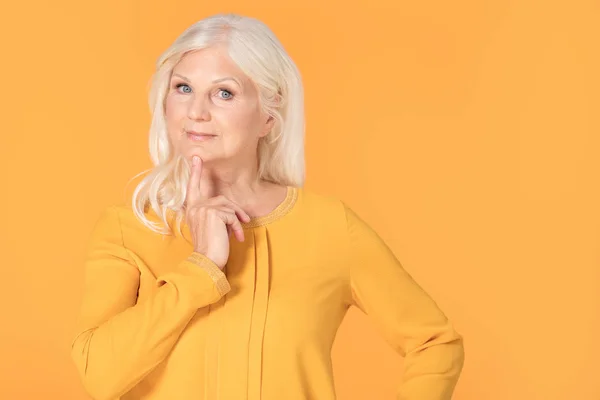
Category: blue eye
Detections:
[
  {"x1": 175, "y1": 83, "x2": 192, "y2": 93},
  {"x1": 218, "y1": 89, "x2": 234, "y2": 100},
  {"x1": 174, "y1": 83, "x2": 234, "y2": 100}
]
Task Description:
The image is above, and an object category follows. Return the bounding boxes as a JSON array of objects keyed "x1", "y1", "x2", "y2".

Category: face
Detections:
[{"x1": 165, "y1": 45, "x2": 274, "y2": 165}]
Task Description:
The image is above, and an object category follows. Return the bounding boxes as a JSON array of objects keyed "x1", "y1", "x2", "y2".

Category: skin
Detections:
[{"x1": 165, "y1": 44, "x2": 287, "y2": 220}]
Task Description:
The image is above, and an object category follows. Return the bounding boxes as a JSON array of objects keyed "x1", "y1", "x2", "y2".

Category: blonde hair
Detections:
[{"x1": 128, "y1": 13, "x2": 305, "y2": 236}]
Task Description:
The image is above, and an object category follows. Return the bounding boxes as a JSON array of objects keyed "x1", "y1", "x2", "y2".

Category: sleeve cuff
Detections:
[{"x1": 185, "y1": 252, "x2": 231, "y2": 296}]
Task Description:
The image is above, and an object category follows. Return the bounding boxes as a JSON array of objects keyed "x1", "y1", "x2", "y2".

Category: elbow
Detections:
[
  {"x1": 70, "y1": 332, "x2": 125, "y2": 400},
  {"x1": 434, "y1": 324, "x2": 465, "y2": 365},
  {"x1": 78, "y1": 372, "x2": 123, "y2": 400},
  {"x1": 444, "y1": 325, "x2": 465, "y2": 366},
  {"x1": 79, "y1": 378, "x2": 120, "y2": 400},
  {"x1": 87, "y1": 383, "x2": 125, "y2": 400},
  {"x1": 409, "y1": 326, "x2": 466, "y2": 375},
  {"x1": 447, "y1": 332, "x2": 465, "y2": 374},
  {"x1": 73, "y1": 360, "x2": 125, "y2": 400},
  {"x1": 437, "y1": 328, "x2": 466, "y2": 375}
]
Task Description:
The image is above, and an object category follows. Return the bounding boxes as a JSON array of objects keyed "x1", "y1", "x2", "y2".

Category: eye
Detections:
[
  {"x1": 175, "y1": 83, "x2": 192, "y2": 93},
  {"x1": 217, "y1": 88, "x2": 234, "y2": 100}
]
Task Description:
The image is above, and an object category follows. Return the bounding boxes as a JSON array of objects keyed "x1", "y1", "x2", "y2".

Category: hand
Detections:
[{"x1": 184, "y1": 156, "x2": 251, "y2": 269}]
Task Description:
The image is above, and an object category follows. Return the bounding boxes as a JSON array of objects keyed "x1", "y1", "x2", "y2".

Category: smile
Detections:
[{"x1": 186, "y1": 132, "x2": 217, "y2": 142}]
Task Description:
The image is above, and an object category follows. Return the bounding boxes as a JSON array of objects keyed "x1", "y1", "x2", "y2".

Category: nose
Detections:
[{"x1": 187, "y1": 95, "x2": 211, "y2": 121}]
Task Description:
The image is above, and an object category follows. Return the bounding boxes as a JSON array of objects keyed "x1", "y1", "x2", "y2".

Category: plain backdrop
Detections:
[{"x1": 0, "y1": 1, "x2": 598, "y2": 399}]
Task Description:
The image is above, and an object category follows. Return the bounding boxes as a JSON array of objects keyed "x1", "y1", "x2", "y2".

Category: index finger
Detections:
[{"x1": 185, "y1": 155, "x2": 202, "y2": 206}]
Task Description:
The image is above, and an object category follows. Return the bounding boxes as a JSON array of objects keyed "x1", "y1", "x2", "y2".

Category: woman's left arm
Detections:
[{"x1": 342, "y1": 202, "x2": 465, "y2": 400}]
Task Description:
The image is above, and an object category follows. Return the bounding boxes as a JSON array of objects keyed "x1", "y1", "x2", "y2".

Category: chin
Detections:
[{"x1": 179, "y1": 149, "x2": 222, "y2": 164}]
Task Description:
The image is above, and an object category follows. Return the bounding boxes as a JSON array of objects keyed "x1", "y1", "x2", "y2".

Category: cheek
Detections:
[
  {"x1": 220, "y1": 105, "x2": 263, "y2": 135},
  {"x1": 165, "y1": 96, "x2": 187, "y2": 135}
]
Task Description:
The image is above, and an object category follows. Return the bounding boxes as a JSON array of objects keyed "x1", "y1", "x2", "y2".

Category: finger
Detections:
[
  {"x1": 214, "y1": 205, "x2": 248, "y2": 223},
  {"x1": 217, "y1": 210, "x2": 245, "y2": 242},
  {"x1": 185, "y1": 156, "x2": 202, "y2": 206},
  {"x1": 212, "y1": 195, "x2": 252, "y2": 223},
  {"x1": 217, "y1": 208, "x2": 237, "y2": 236}
]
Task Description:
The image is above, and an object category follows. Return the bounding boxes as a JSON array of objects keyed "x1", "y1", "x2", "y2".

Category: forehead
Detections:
[{"x1": 172, "y1": 46, "x2": 247, "y2": 82}]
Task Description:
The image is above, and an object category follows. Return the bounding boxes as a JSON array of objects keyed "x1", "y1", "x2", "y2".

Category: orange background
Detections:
[{"x1": 1, "y1": 1, "x2": 599, "y2": 399}]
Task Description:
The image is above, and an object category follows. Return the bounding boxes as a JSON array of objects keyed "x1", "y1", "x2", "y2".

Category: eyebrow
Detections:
[{"x1": 173, "y1": 73, "x2": 241, "y2": 86}]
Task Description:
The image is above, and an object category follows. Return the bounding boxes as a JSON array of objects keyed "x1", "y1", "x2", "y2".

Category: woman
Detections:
[{"x1": 71, "y1": 13, "x2": 465, "y2": 400}]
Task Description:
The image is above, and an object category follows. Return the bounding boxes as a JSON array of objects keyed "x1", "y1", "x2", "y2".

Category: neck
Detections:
[{"x1": 196, "y1": 159, "x2": 268, "y2": 208}]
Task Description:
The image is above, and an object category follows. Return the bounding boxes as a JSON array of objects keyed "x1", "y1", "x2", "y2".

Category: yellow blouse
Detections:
[{"x1": 70, "y1": 185, "x2": 464, "y2": 400}]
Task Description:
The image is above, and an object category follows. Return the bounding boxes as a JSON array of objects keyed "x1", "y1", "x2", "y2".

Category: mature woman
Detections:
[{"x1": 70, "y1": 13, "x2": 464, "y2": 400}]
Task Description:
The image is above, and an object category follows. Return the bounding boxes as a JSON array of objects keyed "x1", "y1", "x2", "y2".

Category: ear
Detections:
[
  {"x1": 258, "y1": 113, "x2": 276, "y2": 138},
  {"x1": 259, "y1": 91, "x2": 281, "y2": 137}
]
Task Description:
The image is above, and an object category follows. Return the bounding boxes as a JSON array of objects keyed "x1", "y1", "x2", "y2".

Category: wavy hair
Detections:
[{"x1": 128, "y1": 13, "x2": 305, "y2": 237}]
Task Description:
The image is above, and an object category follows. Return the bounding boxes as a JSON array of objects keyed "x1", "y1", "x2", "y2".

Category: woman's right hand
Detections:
[{"x1": 185, "y1": 156, "x2": 252, "y2": 269}]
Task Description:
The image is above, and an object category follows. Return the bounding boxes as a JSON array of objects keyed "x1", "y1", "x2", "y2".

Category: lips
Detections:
[
  {"x1": 186, "y1": 131, "x2": 216, "y2": 142},
  {"x1": 186, "y1": 130, "x2": 216, "y2": 136}
]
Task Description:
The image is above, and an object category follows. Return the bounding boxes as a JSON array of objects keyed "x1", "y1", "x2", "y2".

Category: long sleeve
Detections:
[
  {"x1": 342, "y1": 202, "x2": 465, "y2": 400},
  {"x1": 70, "y1": 206, "x2": 230, "y2": 400}
]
